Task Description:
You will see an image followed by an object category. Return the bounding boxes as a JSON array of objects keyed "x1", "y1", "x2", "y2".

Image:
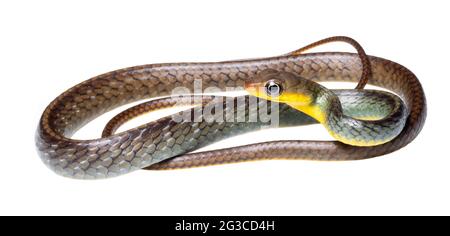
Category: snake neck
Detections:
[
  {"x1": 291, "y1": 89, "x2": 406, "y2": 147},
  {"x1": 287, "y1": 88, "x2": 380, "y2": 146},
  {"x1": 286, "y1": 82, "x2": 341, "y2": 125}
]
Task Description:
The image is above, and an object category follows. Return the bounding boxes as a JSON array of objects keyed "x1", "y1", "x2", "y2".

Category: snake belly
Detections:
[{"x1": 36, "y1": 53, "x2": 427, "y2": 179}]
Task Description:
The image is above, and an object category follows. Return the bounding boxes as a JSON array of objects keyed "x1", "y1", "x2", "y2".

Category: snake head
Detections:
[{"x1": 245, "y1": 69, "x2": 315, "y2": 106}]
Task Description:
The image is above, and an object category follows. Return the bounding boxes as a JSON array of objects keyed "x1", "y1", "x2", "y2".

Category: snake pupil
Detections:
[{"x1": 265, "y1": 80, "x2": 282, "y2": 96}]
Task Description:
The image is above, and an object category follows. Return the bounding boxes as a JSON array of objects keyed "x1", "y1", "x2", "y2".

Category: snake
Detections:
[{"x1": 35, "y1": 36, "x2": 427, "y2": 179}]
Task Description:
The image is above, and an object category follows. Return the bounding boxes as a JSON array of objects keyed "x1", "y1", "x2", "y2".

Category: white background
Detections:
[{"x1": 0, "y1": 0, "x2": 448, "y2": 216}]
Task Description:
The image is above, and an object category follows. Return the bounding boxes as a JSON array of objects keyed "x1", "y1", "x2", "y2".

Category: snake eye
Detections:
[{"x1": 265, "y1": 80, "x2": 283, "y2": 97}]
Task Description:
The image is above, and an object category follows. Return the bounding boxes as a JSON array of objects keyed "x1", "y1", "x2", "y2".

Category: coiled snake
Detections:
[{"x1": 36, "y1": 36, "x2": 426, "y2": 179}]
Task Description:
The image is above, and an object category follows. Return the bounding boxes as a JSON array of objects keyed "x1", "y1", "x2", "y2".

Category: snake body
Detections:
[{"x1": 36, "y1": 41, "x2": 426, "y2": 179}]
